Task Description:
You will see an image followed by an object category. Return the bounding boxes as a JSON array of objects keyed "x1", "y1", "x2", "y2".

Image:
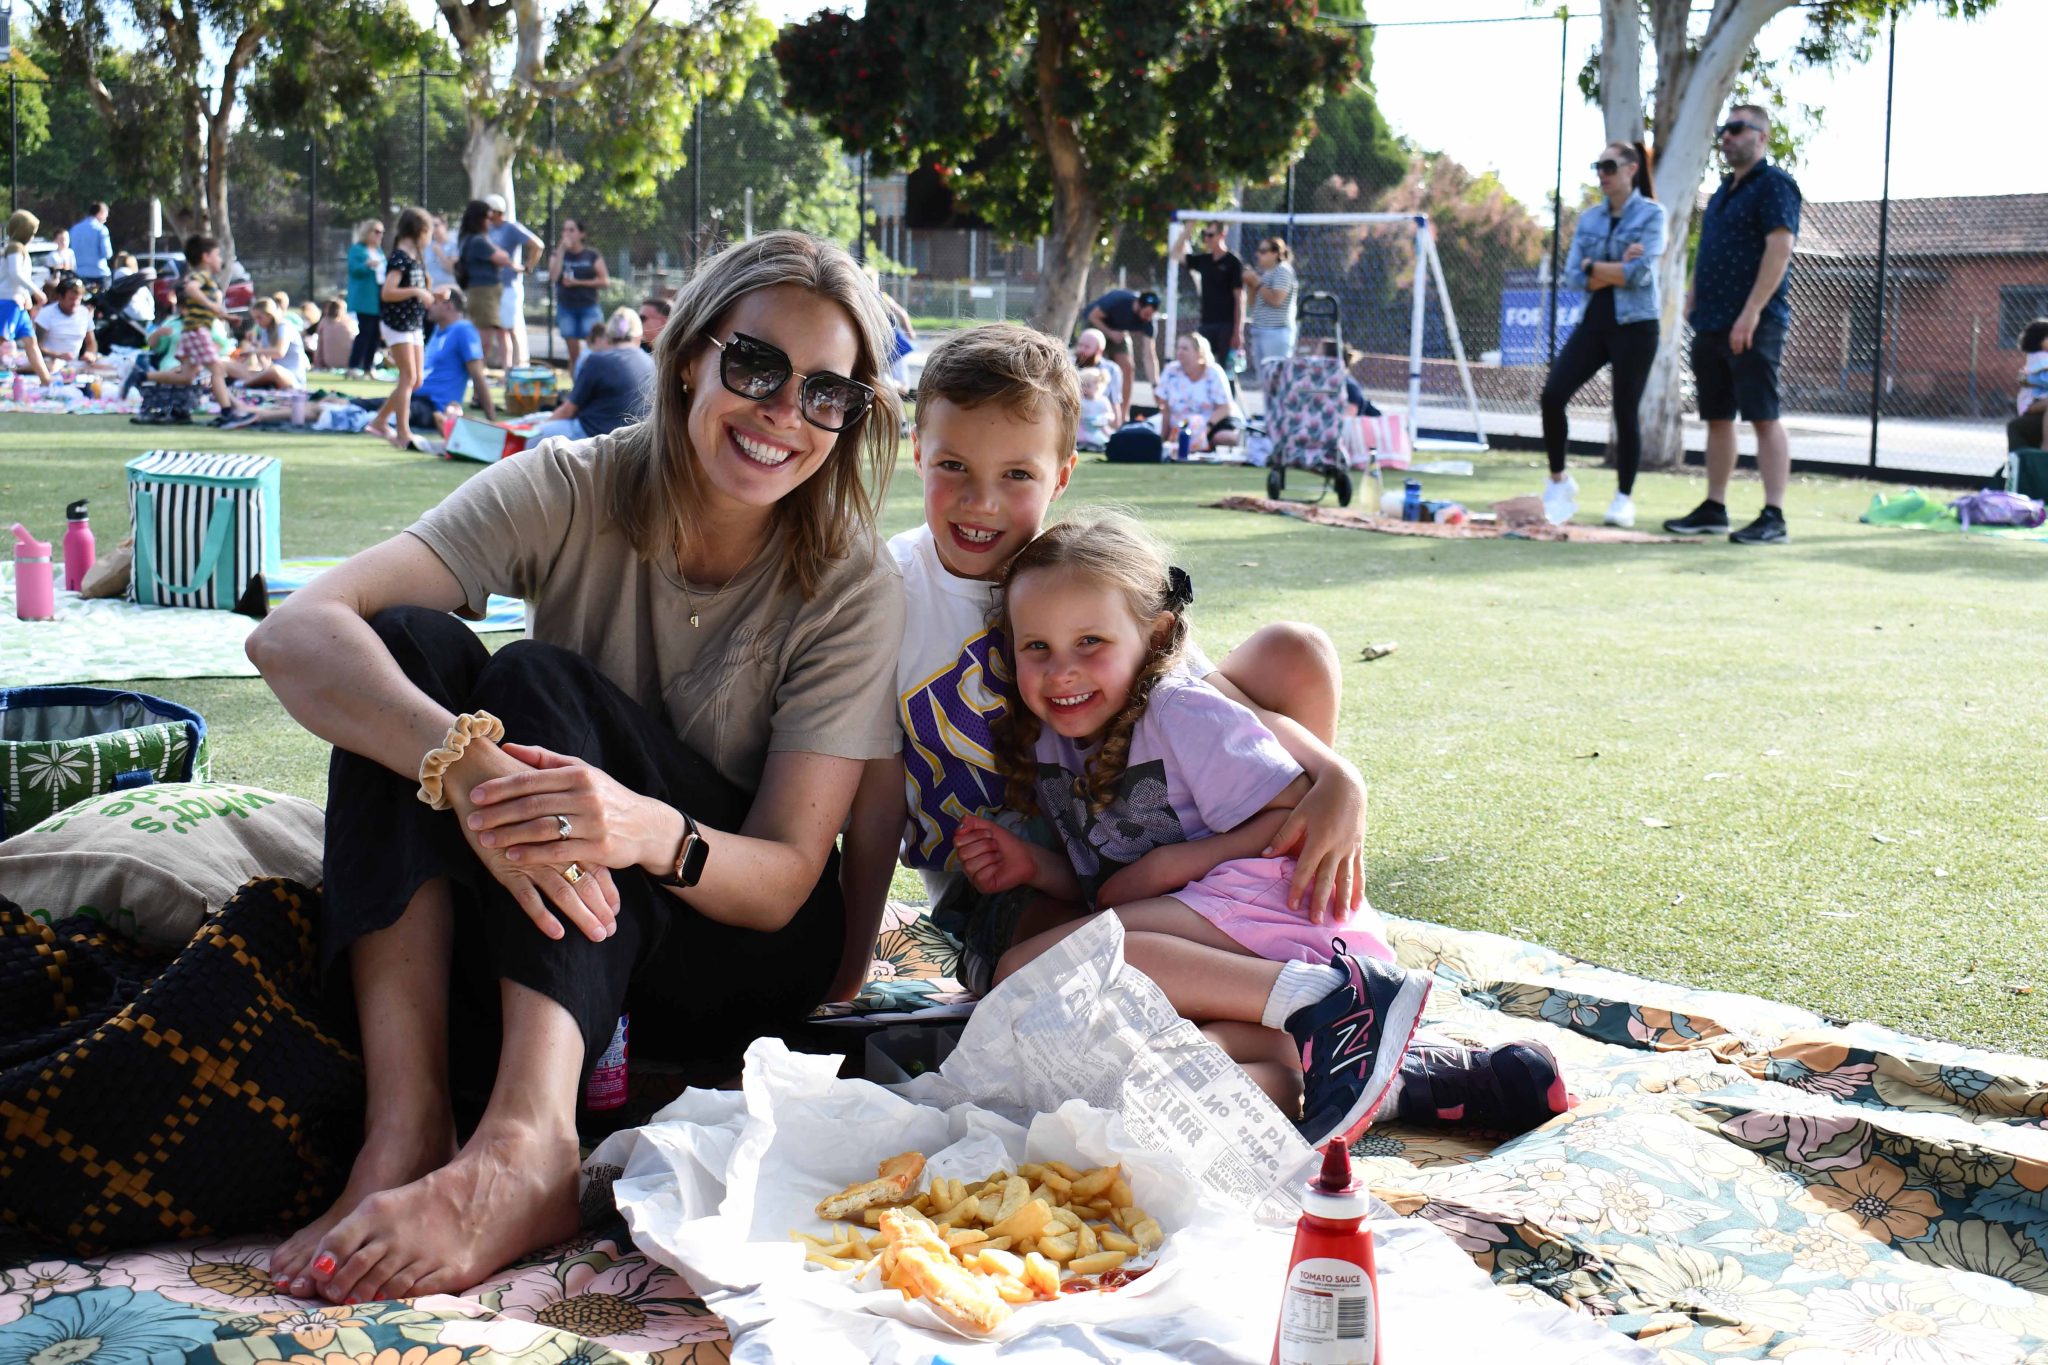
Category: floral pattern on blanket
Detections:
[{"x1": 7, "y1": 911, "x2": 2048, "y2": 1363}]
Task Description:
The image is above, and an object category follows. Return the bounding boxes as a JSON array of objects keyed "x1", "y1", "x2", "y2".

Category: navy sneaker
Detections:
[
  {"x1": 1662, "y1": 500, "x2": 1731, "y2": 536},
  {"x1": 1729, "y1": 509, "x2": 1788, "y2": 545},
  {"x1": 1284, "y1": 944, "x2": 1431, "y2": 1148},
  {"x1": 1390, "y1": 1038, "x2": 1575, "y2": 1136}
]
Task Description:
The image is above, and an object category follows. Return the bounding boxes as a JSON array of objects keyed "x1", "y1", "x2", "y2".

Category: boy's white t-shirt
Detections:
[{"x1": 888, "y1": 522, "x2": 1215, "y2": 900}]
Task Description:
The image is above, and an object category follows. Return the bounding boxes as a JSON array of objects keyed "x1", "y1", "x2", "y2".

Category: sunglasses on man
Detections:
[
  {"x1": 1719, "y1": 120, "x2": 1762, "y2": 138},
  {"x1": 705, "y1": 331, "x2": 874, "y2": 432}
]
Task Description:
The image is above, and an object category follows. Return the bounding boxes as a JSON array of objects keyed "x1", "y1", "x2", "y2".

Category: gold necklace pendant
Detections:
[{"x1": 689, "y1": 610, "x2": 700, "y2": 628}]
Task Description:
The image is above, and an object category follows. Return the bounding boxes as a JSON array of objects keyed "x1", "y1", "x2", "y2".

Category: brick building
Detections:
[{"x1": 1786, "y1": 193, "x2": 2048, "y2": 418}]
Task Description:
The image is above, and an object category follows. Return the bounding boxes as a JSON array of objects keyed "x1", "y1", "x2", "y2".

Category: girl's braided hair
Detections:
[{"x1": 988, "y1": 513, "x2": 1194, "y2": 816}]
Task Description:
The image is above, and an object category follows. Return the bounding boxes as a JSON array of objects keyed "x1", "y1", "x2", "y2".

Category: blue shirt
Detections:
[
  {"x1": 418, "y1": 319, "x2": 483, "y2": 408},
  {"x1": 1088, "y1": 289, "x2": 1156, "y2": 337},
  {"x1": 490, "y1": 220, "x2": 540, "y2": 287},
  {"x1": 565, "y1": 346, "x2": 654, "y2": 436},
  {"x1": 1690, "y1": 161, "x2": 1801, "y2": 332},
  {"x1": 69, "y1": 217, "x2": 114, "y2": 280},
  {"x1": 1563, "y1": 190, "x2": 1667, "y2": 328}
]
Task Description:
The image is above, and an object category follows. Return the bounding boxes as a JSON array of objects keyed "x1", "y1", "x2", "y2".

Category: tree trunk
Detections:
[
  {"x1": 1022, "y1": 0, "x2": 1098, "y2": 338},
  {"x1": 464, "y1": 117, "x2": 519, "y2": 215},
  {"x1": 1599, "y1": 0, "x2": 1643, "y2": 146},
  {"x1": 1030, "y1": 189, "x2": 1102, "y2": 339},
  {"x1": 1636, "y1": 0, "x2": 1796, "y2": 468}
]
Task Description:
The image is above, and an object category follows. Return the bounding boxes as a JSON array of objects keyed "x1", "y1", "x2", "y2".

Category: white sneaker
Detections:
[
  {"x1": 1604, "y1": 493, "x2": 1636, "y2": 529},
  {"x1": 1541, "y1": 474, "x2": 1578, "y2": 525}
]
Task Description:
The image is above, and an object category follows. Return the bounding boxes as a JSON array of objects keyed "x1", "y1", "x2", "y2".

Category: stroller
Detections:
[
  {"x1": 89, "y1": 271, "x2": 157, "y2": 353},
  {"x1": 1252, "y1": 292, "x2": 1370, "y2": 508}
]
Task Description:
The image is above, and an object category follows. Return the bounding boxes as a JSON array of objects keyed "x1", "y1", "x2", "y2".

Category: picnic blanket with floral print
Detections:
[{"x1": 6, "y1": 909, "x2": 2048, "y2": 1364}]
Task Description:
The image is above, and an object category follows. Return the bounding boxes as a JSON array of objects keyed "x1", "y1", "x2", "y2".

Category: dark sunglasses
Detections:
[
  {"x1": 1719, "y1": 120, "x2": 1761, "y2": 137},
  {"x1": 704, "y1": 331, "x2": 874, "y2": 433},
  {"x1": 1592, "y1": 159, "x2": 1623, "y2": 175}
]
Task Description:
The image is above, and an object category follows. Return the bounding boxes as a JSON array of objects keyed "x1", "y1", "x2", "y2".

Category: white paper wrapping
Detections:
[{"x1": 588, "y1": 914, "x2": 1654, "y2": 1363}]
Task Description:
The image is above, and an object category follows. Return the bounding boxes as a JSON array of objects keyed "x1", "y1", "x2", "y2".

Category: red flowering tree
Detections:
[{"x1": 777, "y1": 0, "x2": 1358, "y2": 337}]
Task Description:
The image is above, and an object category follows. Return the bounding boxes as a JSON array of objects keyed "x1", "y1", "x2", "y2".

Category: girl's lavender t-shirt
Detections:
[{"x1": 1032, "y1": 669, "x2": 1301, "y2": 906}]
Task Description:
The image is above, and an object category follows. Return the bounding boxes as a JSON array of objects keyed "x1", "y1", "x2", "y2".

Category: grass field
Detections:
[{"x1": 4, "y1": 410, "x2": 2045, "y2": 1055}]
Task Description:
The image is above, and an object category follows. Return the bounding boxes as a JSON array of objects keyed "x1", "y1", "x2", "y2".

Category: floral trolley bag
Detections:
[{"x1": 0, "y1": 686, "x2": 210, "y2": 839}]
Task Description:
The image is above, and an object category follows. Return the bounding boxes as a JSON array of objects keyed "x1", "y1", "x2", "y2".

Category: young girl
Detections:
[
  {"x1": 1074, "y1": 367, "x2": 1113, "y2": 451},
  {"x1": 958, "y1": 514, "x2": 1570, "y2": 1147},
  {"x1": 365, "y1": 207, "x2": 436, "y2": 450}
]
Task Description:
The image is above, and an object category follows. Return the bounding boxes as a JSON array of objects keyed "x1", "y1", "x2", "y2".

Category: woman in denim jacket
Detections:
[{"x1": 1539, "y1": 142, "x2": 1665, "y2": 528}]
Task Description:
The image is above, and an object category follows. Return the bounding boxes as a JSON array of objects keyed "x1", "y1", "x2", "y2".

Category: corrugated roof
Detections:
[{"x1": 1797, "y1": 194, "x2": 2048, "y2": 259}]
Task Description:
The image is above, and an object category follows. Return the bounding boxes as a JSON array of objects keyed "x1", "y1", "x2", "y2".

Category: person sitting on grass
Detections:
[
  {"x1": 0, "y1": 297, "x2": 53, "y2": 385},
  {"x1": 1155, "y1": 330, "x2": 1243, "y2": 453},
  {"x1": 248, "y1": 229, "x2": 903, "y2": 1305},
  {"x1": 315, "y1": 298, "x2": 357, "y2": 372},
  {"x1": 221, "y1": 298, "x2": 308, "y2": 393},
  {"x1": 33, "y1": 277, "x2": 97, "y2": 363},
  {"x1": 535, "y1": 307, "x2": 653, "y2": 442},
  {"x1": 363, "y1": 207, "x2": 438, "y2": 450},
  {"x1": 140, "y1": 234, "x2": 260, "y2": 422},
  {"x1": 1075, "y1": 366, "x2": 1113, "y2": 452}
]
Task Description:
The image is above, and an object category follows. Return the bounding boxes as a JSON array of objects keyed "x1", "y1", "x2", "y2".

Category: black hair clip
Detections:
[{"x1": 1165, "y1": 565, "x2": 1195, "y2": 609}]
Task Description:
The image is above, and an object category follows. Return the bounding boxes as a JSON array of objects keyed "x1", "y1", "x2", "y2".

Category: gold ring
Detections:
[
  {"x1": 555, "y1": 814, "x2": 572, "y2": 841},
  {"x1": 564, "y1": 862, "x2": 584, "y2": 885}
]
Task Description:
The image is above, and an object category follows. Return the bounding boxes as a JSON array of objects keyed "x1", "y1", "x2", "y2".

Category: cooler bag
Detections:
[
  {"x1": 445, "y1": 415, "x2": 536, "y2": 463},
  {"x1": 125, "y1": 450, "x2": 281, "y2": 615},
  {"x1": 504, "y1": 365, "x2": 558, "y2": 415},
  {"x1": 0, "y1": 686, "x2": 209, "y2": 839}
]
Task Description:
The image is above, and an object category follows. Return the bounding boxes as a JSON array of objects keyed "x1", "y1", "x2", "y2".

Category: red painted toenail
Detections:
[{"x1": 312, "y1": 1254, "x2": 336, "y2": 1275}]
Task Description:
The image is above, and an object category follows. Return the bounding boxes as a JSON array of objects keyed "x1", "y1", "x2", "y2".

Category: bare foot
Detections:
[
  {"x1": 363, "y1": 424, "x2": 392, "y2": 441},
  {"x1": 389, "y1": 429, "x2": 413, "y2": 451},
  {"x1": 272, "y1": 1120, "x2": 456, "y2": 1297},
  {"x1": 310, "y1": 1122, "x2": 581, "y2": 1304}
]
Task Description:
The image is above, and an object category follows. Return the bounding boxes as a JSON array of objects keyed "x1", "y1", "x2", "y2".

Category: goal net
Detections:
[{"x1": 1161, "y1": 210, "x2": 1488, "y2": 451}]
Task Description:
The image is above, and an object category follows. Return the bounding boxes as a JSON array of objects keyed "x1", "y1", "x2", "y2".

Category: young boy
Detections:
[
  {"x1": 1074, "y1": 366, "x2": 1113, "y2": 451},
  {"x1": 143, "y1": 234, "x2": 256, "y2": 421}
]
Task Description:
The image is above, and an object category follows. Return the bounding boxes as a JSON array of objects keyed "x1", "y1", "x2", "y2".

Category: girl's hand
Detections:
[
  {"x1": 469, "y1": 742, "x2": 675, "y2": 882},
  {"x1": 955, "y1": 813, "x2": 1036, "y2": 894},
  {"x1": 447, "y1": 743, "x2": 620, "y2": 942},
  {"x1": 1264, "y1": 763, "x2": 1367, "y2": 924}
]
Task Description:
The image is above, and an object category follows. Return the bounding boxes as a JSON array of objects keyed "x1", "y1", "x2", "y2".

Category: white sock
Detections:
[{"x1": 1261, "y1": 960, "x2": 1346, "y2": 1030}]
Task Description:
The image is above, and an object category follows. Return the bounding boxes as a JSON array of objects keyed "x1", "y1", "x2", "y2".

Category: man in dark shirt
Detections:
[
  {"x1": 1083, "y1": 287, "x2": 1159, "y2": 425},
  {"x1": 1172, "y1": 221, "x2": 1246, "y2": 376},
  {"x1": 1665, "y1": 104, "x2": 1802, "y2": 545}
]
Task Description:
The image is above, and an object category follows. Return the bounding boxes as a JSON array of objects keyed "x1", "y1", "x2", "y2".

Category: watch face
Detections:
[{"x1": 679, "y1": 832, "x2": 709, "y2": 886}]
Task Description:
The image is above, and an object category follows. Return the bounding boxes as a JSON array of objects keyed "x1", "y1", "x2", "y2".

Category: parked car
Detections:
[{"x1": 137, "y1": 253, "x2": 254, "y2": 315}]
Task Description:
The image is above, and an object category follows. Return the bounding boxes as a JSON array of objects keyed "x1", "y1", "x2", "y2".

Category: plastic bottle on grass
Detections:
[
  {"x1": 1177, "y1": 421, "x2": 1192, "y2": 461},
  {"x1": 1401, "y1": 480, "x2": 1422, "y2": 521},
  {"x1": 1272, "y1": 1140, "x2": 1381, "y2": 1365}
]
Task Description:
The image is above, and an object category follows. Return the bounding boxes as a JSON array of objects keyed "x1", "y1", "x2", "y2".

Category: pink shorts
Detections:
[{"x1": 1166, "y1": 857, "x2": 1394, "y2": 966}]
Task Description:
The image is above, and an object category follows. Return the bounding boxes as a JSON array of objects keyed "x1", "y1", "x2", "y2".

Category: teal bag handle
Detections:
[{"x1": 134, "y1": 485, "x2": 238, "y2": 602}]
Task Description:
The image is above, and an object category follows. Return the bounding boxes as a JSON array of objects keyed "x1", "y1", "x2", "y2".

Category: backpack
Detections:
[
  {"x1": 1951, "y1": 490, "x2": 2046, "y2": 529},
  {"x1": 1104, "y1": 422, "x2": 1164, "y2": 463},
  {"x1": 132, "y1": 382, "x2": 199, "y2": 425}
]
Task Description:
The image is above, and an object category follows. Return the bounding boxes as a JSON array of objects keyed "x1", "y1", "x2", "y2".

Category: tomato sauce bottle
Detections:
[{"x1": 1272, "y1": 1140, "x2": 1381, "y2": 1365}]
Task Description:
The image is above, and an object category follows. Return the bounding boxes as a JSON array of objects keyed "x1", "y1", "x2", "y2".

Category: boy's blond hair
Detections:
[
  {"x1": 917, "y1": 323, "x2": 1080, "y2": 457},
  {"x1": 1076, "y1": 365, "x2": 1107, "y2": 397}
]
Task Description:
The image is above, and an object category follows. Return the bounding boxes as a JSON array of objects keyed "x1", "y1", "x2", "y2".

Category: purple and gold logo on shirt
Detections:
[{"x1": 900, "y1": 628, "x2": 1012, "y2": 869}]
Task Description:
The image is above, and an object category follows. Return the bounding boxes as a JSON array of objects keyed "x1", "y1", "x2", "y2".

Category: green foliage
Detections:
[
  {"x1": 1245, "y1": 21, "x2": 1405, "y2": 212},
  {"x1": 1357, "y1": 150, "x2": 1545, "y2": 354},
  {"x1": 21, "y1": 20, "x2": 187, "y2": 204},
  {"x1": 776, "y1": 0, "x2": 1360, "y2": 248},
  {"x1": 0, "y1": 51, "x2": 53, "y2": 157}
]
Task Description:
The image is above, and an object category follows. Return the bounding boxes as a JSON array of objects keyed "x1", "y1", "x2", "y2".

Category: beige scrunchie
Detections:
[{"x1": 416, "y1": 710, "x2": 506, "y2": 810}]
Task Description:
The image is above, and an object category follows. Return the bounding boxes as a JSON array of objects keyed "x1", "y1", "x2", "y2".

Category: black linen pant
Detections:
[
  {"x1": 347, "y1": 312, "x2": 381, "y2": 373},
  {"x1": 1539, "y1": 318, "x2": 1659, "y2": 495},
  {"x1": 321, "y1": 607, "x2": 845, "y2": 1089}
]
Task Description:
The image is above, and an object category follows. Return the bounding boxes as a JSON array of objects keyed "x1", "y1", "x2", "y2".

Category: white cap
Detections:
[{"x1": 484, "y1": 193, "x2": 508, "y2": 213}]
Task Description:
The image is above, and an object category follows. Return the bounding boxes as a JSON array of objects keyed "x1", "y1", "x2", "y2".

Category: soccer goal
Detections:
[{"x1": 1162, "y1": 209, "x2": 1489, "y2": 452}]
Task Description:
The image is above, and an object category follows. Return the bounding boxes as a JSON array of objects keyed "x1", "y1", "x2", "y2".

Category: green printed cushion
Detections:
[
  {"x1": 0, "y1": 782, "x2": 324, "y2": 947},
  {"x1": 0, "y1": 688, "x2": 210, "y2": 837}
]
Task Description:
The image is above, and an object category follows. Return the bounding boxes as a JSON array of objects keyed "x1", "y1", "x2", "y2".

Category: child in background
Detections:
[
  {"x1": 836, "y1": 324, "x2": 1376, "y2": 1016},
  {"x1": 141, "y1": 233, "x2": 258, "y2": 421},
  {"x1": 1075, "y1": 366, "x2": 1112, "y2": 451},
  {"x1": 316, "y1": 299, "x2": 357, "y2": 371},
  {"x1": 363, "y1": 207, "x2": 436, "y2": 450},
  {"x1": 2017, "y1": 319, "x2": 2048, "y2": 419},
  {"x1": 961, "y1": 514, "x2": 1574, "y2": 1146}
]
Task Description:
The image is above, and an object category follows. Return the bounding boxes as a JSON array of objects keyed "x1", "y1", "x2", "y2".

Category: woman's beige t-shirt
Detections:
[{"x1": 407, "y1": 432, "x2": 904, "y2": 793}]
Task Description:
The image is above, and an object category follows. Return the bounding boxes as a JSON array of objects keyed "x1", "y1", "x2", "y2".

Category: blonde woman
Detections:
[
  {"x1": 3, "y1": 210, "x2": 44, "y2": 310},
  {"x1": 538, "y1": 306, "x2": 650, "y2": 440},
  {"x1": 249, "y1": 230, "x2": 903, "y2": 1305},
  {"x1": 345, "y1": 218, "x2": 386, "y2": 378}
]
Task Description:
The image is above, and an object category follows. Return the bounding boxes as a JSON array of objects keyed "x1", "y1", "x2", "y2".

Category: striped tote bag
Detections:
[{"x1": 125, "y1": 450, "x2": 282, "y2": 615}]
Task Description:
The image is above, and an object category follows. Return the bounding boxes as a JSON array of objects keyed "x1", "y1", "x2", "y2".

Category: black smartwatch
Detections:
[{"x1": 654, "y1": 810, "x2": 709, "y2": 888}]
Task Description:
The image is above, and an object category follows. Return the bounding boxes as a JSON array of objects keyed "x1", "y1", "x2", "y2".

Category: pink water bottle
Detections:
[
  {"x1": 12, "y1": 524, "x2": 55, "y2": 620},
  {"x1": 63, "y1": 500, "x2": 95, "y2": 592},
  {"x1": 584, "y1": 1014, "x2": 630, "y2": 1111}
]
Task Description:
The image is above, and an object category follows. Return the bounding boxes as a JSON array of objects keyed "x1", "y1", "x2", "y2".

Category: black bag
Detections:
[
  {"x1": 1104, "y1": 423, "x2": 1164, "y2": 463},
  {"x1": 131, "y1": 382, "x2": 199, "y2": 426}
]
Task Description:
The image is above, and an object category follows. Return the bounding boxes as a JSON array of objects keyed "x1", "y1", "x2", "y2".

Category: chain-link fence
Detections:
[{"x1": 4, "y1": 15, "x2": 2031, "y2": 479}]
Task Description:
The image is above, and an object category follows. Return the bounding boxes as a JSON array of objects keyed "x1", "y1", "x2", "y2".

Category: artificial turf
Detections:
[{"x1": 3, "y1": 409, "x2": 2043, "y2": 1055}]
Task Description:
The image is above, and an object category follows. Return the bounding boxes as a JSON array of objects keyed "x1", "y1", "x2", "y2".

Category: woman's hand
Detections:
[
  {"x1": 1264, "y1": 760, "x2": 1367, "y2": 924},
  {"x1": 1622, "y1": 242, "x2": 1646, "y2": 262},
  {"x1": 445, "y1": 742, "x2": 621, "y2": 943},
  {"x1": 955, "y1": 814, "x2": 1037, "y2": 894},
  {"x1": 469, "y1": 742, "x2": 678, "y2": 881}
]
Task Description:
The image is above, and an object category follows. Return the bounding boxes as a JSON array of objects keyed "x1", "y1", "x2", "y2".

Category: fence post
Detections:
[
  {"x1": 417, "y1": 72, "x2": 428, "y2": 207},
  {"x1": 689, "y1": 97, "x2": 702, "y2": 272},
  {"x1": 1545, "y1": 8, "x2": 1567, "y2": 365},
  {"x1": 855, "y1": 152, "x2": 867, "y2": 263},
  {"x1": 306, "y1": 136, "x2": 317, "y2": 301},
  {"x1": 545, "y1": 97, "x2": 556, "y2": 364},
  {"x1": 1867, "y1": 7, "x2": 1897, "y2": 469},
  {"x1": 8, "y1": 73, "x2": 16, "y2": 215}
]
